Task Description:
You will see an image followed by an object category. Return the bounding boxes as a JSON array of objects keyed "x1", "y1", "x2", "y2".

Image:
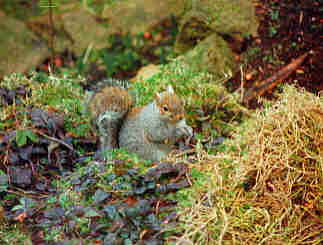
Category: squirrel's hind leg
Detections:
[{"x1": 95, "y1": 110, "x2": 125, "y2": 160}]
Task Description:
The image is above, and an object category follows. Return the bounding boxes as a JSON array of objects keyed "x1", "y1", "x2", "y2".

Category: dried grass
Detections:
[{"x1": 174, "y1": 86, "x2": 323, "y2": 244}]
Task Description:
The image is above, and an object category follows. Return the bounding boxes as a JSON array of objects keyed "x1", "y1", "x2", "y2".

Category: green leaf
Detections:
[
  {"x1": 26, "y1": 130, "x2": 38, "y2": 143},
  {"x1": 84, "y1": 208, "x2": 101, "y2": 218},
  {"x1": 16, "y1": 130, "x2": 27, "y2": 146},
  {"x1": 16, "y1": 130, "x2": 38, "y2": 146}
]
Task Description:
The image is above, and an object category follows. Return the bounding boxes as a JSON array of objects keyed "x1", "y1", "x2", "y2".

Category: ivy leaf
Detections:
[
  {"x1": 16, "y1": 130, "x2": 27, "y2": 147},
  {"x1": 16, "y1": 130, "x2": 38, "y2": 147},
  {"x1": 25, "y1": 130, "x2": 38, "y2": 143}
]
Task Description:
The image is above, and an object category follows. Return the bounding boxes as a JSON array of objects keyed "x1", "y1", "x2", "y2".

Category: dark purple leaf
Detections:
[
  {"x1": 31, "y1": 146, "x2": 47, "y2": 154},
  {"x1": 2, "y1": 131, "x2": 16, "y2": 144},
  {"x1": 35, "y1": 182, "x2": 47, "y2": 191},
  {"x1": 103, "y1": 233, "x2": 119, "y2": 245},
  {"x1": 8, "y1": 152, "x2": 20, "y2": 164},
  {"x1": 44, "y1": 207, "x2": 65, "y2": 219},
  {"x1": 103, "y1": 205, "x2": 120, "y2": 220},
  {"x1": 16, "y1": 86, "x2": 27, "y2": 96},
  {"x1": 143, "y1": 239, "x2": 163, "y2": 245},
  {"x1": 30, "y1": 109, "x2": 64, "y2": 133},
  {"x1": 9, "y1": 167, "x2": 32, "y2": 187},
  {"x1": 156, "y1": 180, "x2": 190, "y2": 194},
  {"x1": 18, "y1": 145, "x2": 33, "y2": 161},
  {"x1": 144, "y1": 163, "x2": 188, "y2": 181}
]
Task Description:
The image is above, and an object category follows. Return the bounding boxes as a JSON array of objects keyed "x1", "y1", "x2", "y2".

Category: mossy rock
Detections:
[
  {"x1": 179, "y1": 33, "x2": 237, "y2": 79},
  {"x1": 102, "y1": 0, "x2": 187, "y2": 35},
  {"x1": 175, "y1": 0, "x2": 259, "y2": 53},
  {"x1": 0, "y1": 12, "x2": 49, "y2": 77},
  {"x1": 26, "y1": 5, "x2": 109, "y2": 56},
  {"x1": 60, "y1": 8, "x2": 109, "y2": 56}
]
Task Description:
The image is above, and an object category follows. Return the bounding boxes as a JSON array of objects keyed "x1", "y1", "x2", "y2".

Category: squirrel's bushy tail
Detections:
[
  {"x1": 88, "y1": 85, "x2": 134, "y2": 153},
  {"x1": 89, "y1": 78, "x2": 132, "y2": 92}
]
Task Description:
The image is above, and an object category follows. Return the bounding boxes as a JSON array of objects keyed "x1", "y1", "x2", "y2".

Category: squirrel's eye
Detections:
[{"x1": 163, "y1": 106, "x2": 169, "y2": 112}]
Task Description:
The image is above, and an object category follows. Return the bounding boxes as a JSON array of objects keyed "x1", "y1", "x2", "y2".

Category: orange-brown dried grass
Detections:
[{"x1": 175, "y1": 86, "x2": 323, "y2": 245}]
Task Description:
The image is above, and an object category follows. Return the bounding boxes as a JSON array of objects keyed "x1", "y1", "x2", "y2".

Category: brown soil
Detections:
[{"x1": 226, "y1": 0, "x2": 322, "y2": 105}]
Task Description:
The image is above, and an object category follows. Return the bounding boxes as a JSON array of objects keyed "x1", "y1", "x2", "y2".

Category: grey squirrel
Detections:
[{"x1": 88, "y1": 83, "x2": 193, "y2": 162}]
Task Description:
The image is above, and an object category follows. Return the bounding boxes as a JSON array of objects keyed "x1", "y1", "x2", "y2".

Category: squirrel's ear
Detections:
[
  {"x1": 155, "y1": 91, "x2": 162, "y2": 103},
  {"x1": 167, "y1": 85, "x2": 174, "y2": 94}
]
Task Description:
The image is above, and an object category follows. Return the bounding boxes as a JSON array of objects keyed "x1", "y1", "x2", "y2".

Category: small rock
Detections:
[{"x1": 131, "y1": 64, "x2": 160, "y2": 81}]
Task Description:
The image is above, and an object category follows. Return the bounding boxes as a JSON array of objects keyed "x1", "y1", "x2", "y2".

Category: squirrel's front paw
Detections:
[
  {"x1": 182, "y1": 125, "x2": 193, "y2": 138},
  {"x1": 175, "y1": 122, "x2": 193, "y2": 139}
]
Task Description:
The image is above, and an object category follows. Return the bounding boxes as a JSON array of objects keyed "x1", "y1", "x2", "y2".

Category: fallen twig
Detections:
[
  {"x1": 35, "y1": 130, "x2": 76, "y2": 153},
  {"x1": 243, "y1": 51, "x2": 310, "y2": 104}
]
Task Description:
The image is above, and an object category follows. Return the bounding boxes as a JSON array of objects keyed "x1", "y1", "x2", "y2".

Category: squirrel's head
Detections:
[{"x1": 155, "y1": 85, "x2": 185, "y2": 123}]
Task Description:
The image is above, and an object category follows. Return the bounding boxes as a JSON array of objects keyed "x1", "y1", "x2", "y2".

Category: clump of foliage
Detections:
[{"x1": 174, "y1": 85, "x2": 323, "y2": 244}]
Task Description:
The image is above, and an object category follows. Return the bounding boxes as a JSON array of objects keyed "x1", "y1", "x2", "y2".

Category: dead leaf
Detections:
[{"x1": 14, "y1": 212, "x2": 27, "y2": 223}]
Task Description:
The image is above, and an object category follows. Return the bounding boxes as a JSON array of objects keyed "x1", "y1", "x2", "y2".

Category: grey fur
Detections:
[
  {"x1": 119, "y1": 101, "x2": 192, "y2": 162},
  {"x1": 97, "y1": 110, "x2": 126, "y2": 152}
]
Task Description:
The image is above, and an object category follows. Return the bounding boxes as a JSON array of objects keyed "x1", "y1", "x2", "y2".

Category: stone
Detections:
[
  {"x1": 0, "y1": 12, "x2": 49, "y2": 77},
  {"x1": 131, "y1": 64, "x2": 160, "y2": 81},
  {"x1": 102, "y1": 0, "x2": 186, "y2": 35},
  {"x1": 175, "y1": 0, "x2": 259, "y2": 53},
  {"x1": 180, "y1": 33, "x2": 237, "y2": 79}
]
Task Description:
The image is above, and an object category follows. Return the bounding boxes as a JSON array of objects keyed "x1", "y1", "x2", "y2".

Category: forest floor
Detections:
[{"x1": 226, "y1": 0, "x2": 322, "y2": 107}]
